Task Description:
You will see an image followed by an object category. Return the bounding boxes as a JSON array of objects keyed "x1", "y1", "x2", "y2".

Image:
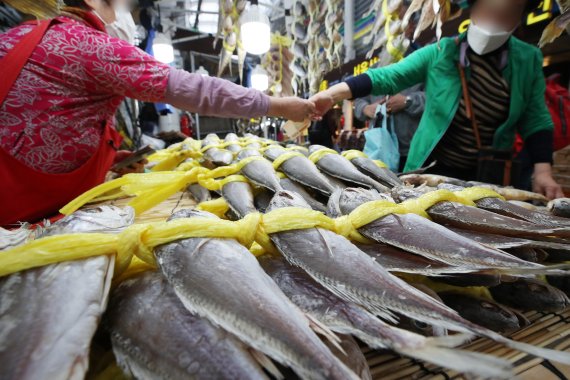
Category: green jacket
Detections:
[{"x1": 365, "y1": 34, "x2": 553, "y2": 171}]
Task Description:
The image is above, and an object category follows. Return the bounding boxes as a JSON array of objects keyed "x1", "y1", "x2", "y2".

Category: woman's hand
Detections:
[
  {"x1": 268, "y1": 97, "x2": 317, "y2": 122},
  {"x1": 112, "y1": 150, "x2": 147, "y2": 176},
  {"x1": 309, "y1": 83, "x2": 354, "y2": 119},
  {"x1": 532, "y1": 163, "x2": 564, "y2": 200}
]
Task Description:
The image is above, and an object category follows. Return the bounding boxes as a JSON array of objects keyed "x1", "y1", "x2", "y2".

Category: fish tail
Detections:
[
  {"x1": 491, "y1": 333, "x2": 570, "y2": 365},
  {"x1": 399, "y1": 345, "x2": 513, "y2": 379}
]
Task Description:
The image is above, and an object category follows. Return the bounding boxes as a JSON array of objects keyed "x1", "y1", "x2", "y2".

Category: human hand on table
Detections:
[
  {"x1": 533, "y1": 163, "x2": 564, "y2": 200},
  {"x1": 112, "y1": 150, "x2": 147, "y2": 176}
]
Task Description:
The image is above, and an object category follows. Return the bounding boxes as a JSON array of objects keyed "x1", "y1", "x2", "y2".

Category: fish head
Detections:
[
  {"x1": 267, "y1": 190, "x2": 312, "y2": 211},
  {"x1": 41, "y1": 206, "x2": 135, "y2": 236},
  {"x1": 237, "y1": 149, "x2": 261, "y2": 160},
  {"x1": 224, "y1": 133, "x2": 239, "y2": 142},
  {"x1": 168, "y1": 208, "x2": 218, "y2": 221},
  {"x1": 437, "y1": 183, "x2": 466, "y2": 192},
  {"x1": 308, "y1": 145, "x2": 327, "y2": 155},
  {"x1": 390, "y1": 185, "x2": 428, "y2": 203},
  {"x1": 548, "y1": 198, "x2": 570, "y2": 215},
  {"x1": 336, "y1": 188, "x2": 388, "y2": 215},
  {"x1": 263, "y1": 147, "x2": 286, "y2": 161}
]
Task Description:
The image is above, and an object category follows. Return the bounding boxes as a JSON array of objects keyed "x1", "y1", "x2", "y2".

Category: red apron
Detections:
[{"x1": 0, "y1": 20, "x2": 121, "y2": 227}]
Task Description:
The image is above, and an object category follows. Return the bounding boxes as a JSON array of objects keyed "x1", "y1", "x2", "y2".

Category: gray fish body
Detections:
[
  {"x1": 264, "y1": 148, "x2": 335, "y2": 195},
  {"x1": 241, "y1": 159, "x2": 283, "y2": 192},
  {"x1": 267, "y1": 191, "x2": 480, "y2": 331},
  {"x1": 280, "y1": 178, "x2": 327, "y2": 213},
  {"x1": 259, "y1": 255, "x2": 426, "y2": 351},
  {"x1": 203, "y1": 148, "x2": 233, "y2": 167},
  {"x1": 227, "y1": 143, "x2": 242, "y2": 153},
  {"x1": 438, "y1": 292, "x2": 522, "y2": 334},
  {"x1": 350, "y1": 157, "x2": 402, "y2": 188},
  {"x1": 188, "y1": 183, "x2": 212, "y2": 203},
  {"x1": 0, "y1": 206, "x2": 133, "y2": 380},
  {"x1": 476, "y1": 197, "x2": 570, "y2": 228},
  {"x1": 312, "y1": 153, "x2": 388, "y2": 193},
  {"x1": 236, "y1": 148, "x2": 261, "y2": 160},
  {"x1": 427, "y1": 201, "x2": 561, "y2": 238},
  {"x1": 106, "y1": 271, "x2": 268, "y2": 380},
  {"x1": 254, "y1": 189, "x2": 273, "y2": 213},
  {"x1": 155, "y1": 210, "x2": 358, "y2": 380},
  {"x1": 489, "y1": 278, "x2": 570, "y2": 312},
  {"x1": 224, "y1": 133, "x2": 239, "y2": 142},
  {"x1": 323, "y1": 335, "x2": 372, "y2": 380},
  {"x1": 221, "y1": 181, "x2": 257, "y2": 219},
  {"x1": 0, "y1": 225, "x2": 32, "y2": 250},
  {"x1": 333, "y1": 189, "x2": 538, "y2": 270}
]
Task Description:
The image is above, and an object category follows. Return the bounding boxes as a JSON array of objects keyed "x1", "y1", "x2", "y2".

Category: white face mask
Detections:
[
  {"x1": 467, "y1": 21, "x2": 513, "y2": 55},
  {"x1": 93, "y1": 3, "x2": 136, "y2": 45}
]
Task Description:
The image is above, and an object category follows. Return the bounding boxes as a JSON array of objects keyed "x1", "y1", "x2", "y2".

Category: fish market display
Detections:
[
  {"x1": 155, "y1": 209, "x2": 359, "y2": 379},
  {"x1": 0, "y1": 206, "x2": 133, "y2": 380},
  {"x1": 3, "y1": 134, "x2": 570, "y2": 379},
  {"x1": 106, "y1": 271, "x2": 269, "y2": 379}
]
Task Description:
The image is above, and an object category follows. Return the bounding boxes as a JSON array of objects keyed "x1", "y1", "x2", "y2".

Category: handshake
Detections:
[
  {"x1": 268, "y1": 83, "x2": 349, "y2": 122},
  {"x1": 267, "y1": 91, "x2": 339, "y2": 122}
]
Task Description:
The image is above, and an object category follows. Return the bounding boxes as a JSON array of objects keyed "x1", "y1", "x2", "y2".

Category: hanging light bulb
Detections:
[
  {"x1": 240, "y1": 4, "x2": 270, "y2": 55},
  {"x1": 195, "y1": 65, "x2": 209, "y2": 76},
  {"x1": 153, "y1": 32, "x2": 174, "y2": 63},
  {"x1": 251, "y1": 65, "x2": 269, "y2": 91}
]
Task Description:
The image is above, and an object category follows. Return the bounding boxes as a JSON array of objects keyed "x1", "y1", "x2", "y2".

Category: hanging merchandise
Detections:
[{"x1": 261, "y1": 33, "x2": 295, "y2": 97}]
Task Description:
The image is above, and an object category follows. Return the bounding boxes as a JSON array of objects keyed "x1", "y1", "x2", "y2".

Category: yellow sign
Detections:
[
  {"x1": 353, "y1": 57, "x2": 379, "y2": 76},
  {"x1": 527, "y1": 0, "x2": 552, "y2": 25}
]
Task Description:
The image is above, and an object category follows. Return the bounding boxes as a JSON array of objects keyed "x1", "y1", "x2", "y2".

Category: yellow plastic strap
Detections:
[
  {"x1": 341, "y1": 150, "x2": 388, "y2": 168},
  {"x1": 398, "y1": 274, "x2": 494, "y2": 301},
  {"x1": 308, "y1": 148, "x2": 338, "y2": 164},
  {"x1": 272, "y1": 151, "x2": 306, "y2": 170},
  {"x1": 0, "y1": 233, "x2": 118, "y2": 277},
  {"x1": 382, "y1": 0, "x2": 405, "y2": 62},
  {"x1": 455, "y1": 187, "x2": 504, "y2": 202},
  {"x1": 197, "y1": 198, "x2": 230, "y2": 218},
  {"x1": 1, "y1": 186, "x2": 506, "y2": 278}
]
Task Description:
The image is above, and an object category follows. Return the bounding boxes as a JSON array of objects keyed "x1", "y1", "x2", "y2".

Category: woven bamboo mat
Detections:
[{"x1": 98, "y1": 193, "x2": 570, "y2": 379}]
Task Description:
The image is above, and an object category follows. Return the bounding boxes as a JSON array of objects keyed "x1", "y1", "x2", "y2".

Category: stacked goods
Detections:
[{"x1": 3, "y1": 133, "x2": 570, "y2": 379}]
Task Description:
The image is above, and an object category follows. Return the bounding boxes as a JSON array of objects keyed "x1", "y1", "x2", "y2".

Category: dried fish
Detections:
[
  {"x1": 106, "y1": 271, "x2": 269, "y2": 379},
  {"x1": 308, "y1": 145, "x2": 389, "y2": 192},
  {"x1": 267, "y1": 191, "x2": 570, "y2": 366},
  {"x1": 260, "y1": 255, "x2": 513, "y2": 379},
  {"x1": 221, "y1": 181, "x2": 257, "y2": 218},
  {"x1": 548, "y1": 197, "x2": 570, "y2": 218},
  {"x1": 188, "y1": 183, "x2": 212, "y2": 203},
  {"x1": 155, "y1": 209, "x2": 359, "y2": 380},
  {"x1": 263, "y1": 147, "x2": 336, "y2": 195},
  {"x1": 490, "y1": 278, "x2": 570, "y2": 312},
  {"x1": 438, "y1": 292, "x2": 524, "y2": 334},
  {"x1": 0, "y1": 206, "x2": 133, "y2": 380},
  {"x1": 539, "y1": 0, "x2": 570, "y2": 47}
]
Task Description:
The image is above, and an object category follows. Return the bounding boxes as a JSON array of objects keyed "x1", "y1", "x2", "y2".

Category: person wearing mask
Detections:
[
  {"x1": 0, "y1": 0, "x2": 316, "y2": 225},
  {"x1": 354, "y1": 84, "x2": 425, "y2": 171},
  {"x1": 310, "y1": 0, "x2": 563, "y2": 200}
]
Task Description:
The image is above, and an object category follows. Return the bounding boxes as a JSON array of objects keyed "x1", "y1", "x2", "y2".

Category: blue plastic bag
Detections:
[{"x1": 363, "y1": 103, "x2": 400, "y2": 172}]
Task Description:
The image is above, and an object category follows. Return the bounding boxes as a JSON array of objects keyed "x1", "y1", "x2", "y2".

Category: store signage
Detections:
[
  {"x1": 457, "y1": 0, "x2": 553, "y2": 33},
  {"x1": 353, "y1": 57, "x2": 379, "y2": 76}
]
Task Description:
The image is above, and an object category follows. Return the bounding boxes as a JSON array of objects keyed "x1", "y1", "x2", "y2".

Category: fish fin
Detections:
[
  {"x1": 306, "y1": 314, "x2": 346, "y2": 355},
  {"x1": 498, "y1": 263, "x2": 570, "y2": 276},
  {"x1": 493, "y1": 335, "x2": 570, "y2": 365},
  {"x1": 249, "y1": 348, "x2": 284, "y2": 380},
  {"x1": 399, "y1": 345, "x2": 513, "y2": 379},
  {"x1": 424, "y1": 333, "x2": 474, "y2": 348}
]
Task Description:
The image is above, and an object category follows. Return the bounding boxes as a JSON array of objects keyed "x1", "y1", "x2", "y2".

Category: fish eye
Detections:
[{"x1": 413, "y1": 321, "x2": 429, "y2": 329}]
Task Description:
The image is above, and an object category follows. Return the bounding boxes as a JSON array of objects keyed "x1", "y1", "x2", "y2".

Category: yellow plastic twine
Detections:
[
  {"x1": 60, "y1": 156, "x2": 267, "y2": 216},
  {"x1": 5, "y1": 187, "x2": 503, "y2": 279},
  {"x1": 341, "y1": 150, "x2": 388, "y2": 168},
  {"x1": 308, "y1": 147, "x2": 338, "y2": 164},
  {"x1": 272, "y1": 151, "x2": 306, "y2": 170}
]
